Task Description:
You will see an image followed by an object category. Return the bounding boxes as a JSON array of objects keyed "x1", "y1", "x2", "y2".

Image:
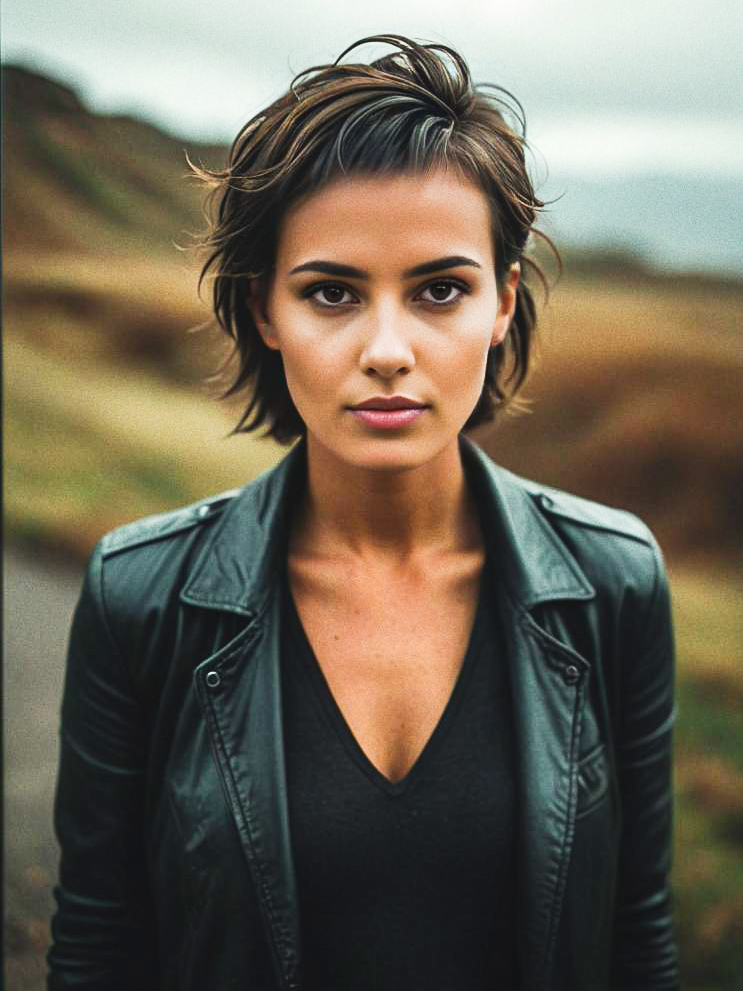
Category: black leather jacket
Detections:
[{"x1": 48, "y1": 437, "x2": 679, "y2": 990}]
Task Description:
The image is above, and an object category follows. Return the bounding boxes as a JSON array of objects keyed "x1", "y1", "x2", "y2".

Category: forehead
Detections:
[{"x1": 276, "y1": 169, "x2": 495, "y2": 270}]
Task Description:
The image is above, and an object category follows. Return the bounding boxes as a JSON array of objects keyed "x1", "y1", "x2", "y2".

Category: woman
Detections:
[{"x1": 49, "y1": 35, "x2": 679, "y2": 990}]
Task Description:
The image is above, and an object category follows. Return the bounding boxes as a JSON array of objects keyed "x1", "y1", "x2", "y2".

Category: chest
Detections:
[{"x1": 288, "y1": 557, "x2": 483, "y2": 782}]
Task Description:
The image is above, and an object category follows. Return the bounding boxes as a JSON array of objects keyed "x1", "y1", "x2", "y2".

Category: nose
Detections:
[{"x1": 359, "y1": 305, "x2": 415, "y2": 379}]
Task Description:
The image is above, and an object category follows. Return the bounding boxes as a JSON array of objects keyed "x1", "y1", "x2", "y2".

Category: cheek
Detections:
[
  {"x1": 442, "y1": 332, "x2": 492, "y2": 392},
  {"x1": 280, "y1": 347, "x2": 320, "y2": 403},
  {"x1": 269, "y1": 307, "x2": 324, "y2": 389},
  {"x1": 276, "y1": 335, "x2": 343, "y2": 422}
]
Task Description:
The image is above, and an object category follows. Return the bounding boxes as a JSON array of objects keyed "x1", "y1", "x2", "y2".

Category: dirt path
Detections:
[{"x1": 4, "y1": 544, "x2": 84, "y2": 990}]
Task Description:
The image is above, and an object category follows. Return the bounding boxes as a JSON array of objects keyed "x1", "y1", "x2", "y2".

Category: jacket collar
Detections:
[{"x1": 181, "y1": 435, "x2": 594, "y2": 615}]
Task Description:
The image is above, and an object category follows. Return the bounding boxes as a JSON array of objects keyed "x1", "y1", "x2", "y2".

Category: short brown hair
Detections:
[{"x1": 196, "y1": 34, "x2": 553, "y2": 443}]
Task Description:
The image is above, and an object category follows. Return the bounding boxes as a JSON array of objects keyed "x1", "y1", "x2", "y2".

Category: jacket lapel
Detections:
[
  {"x1": 184, "y1": 444, "x2": 306, "y2": 991},
  {"x1": 193, "y1": 593, "x2": 300, "y2": 991},
  {"x1": 500, "y1": 602, "x2": 590, "y2": 988},
  {"x1": 464, "y1": 438, "x2": 595, "y2": 989}
]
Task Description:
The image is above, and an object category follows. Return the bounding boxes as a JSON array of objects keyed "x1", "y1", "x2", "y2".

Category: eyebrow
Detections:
[{"x1": 287, "y1": 255, "x2": 482, "y2": 279}]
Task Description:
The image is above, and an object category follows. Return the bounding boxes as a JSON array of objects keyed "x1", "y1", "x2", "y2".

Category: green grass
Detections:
[
  {"x1": 670, "y1": 566, "x2": 743, "y2": 989},
  {"x1": 677, "y1": 684, "x2": 743, "y2": 773},
  {"x1": 674, "y1": 786, "x2": 743, "y2": 987},
  {"x1": 4, "y1": 333, "x2": 284, "y2": 557},
  {"x1": 26, "y1": 122, "x2": 139, "y2": 229},
  {"x1": 6, "y1": 390, "x2": 196, "y2": 557}
]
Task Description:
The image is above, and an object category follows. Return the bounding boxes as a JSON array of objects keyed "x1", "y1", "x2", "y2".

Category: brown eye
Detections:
[
  {"x1": 418, "y1": 280, "x2": 467, "y2": 304},
  {"x1": 430, "y1": 282, "x2": 454, "y2": 301},
  {"x1": 308, "y1": 283, "x2": 356, "y2": 306}
]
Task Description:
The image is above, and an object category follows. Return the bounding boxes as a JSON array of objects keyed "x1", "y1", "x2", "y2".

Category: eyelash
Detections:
[{"x1": 302, "y1": 278, "x2": 471, "y2": 308}]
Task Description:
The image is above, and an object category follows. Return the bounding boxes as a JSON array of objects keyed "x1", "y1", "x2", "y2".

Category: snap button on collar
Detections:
[
  {"x1": 205, "y1": 670, "x2": 221, "y2": 689},
  {"x1": 563, "y1": 664, "x2": 580, "y2": 685}
]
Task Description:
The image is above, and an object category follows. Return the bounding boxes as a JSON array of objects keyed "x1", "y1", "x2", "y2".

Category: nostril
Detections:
[{"x1": 359, "y1": 339, "x2": 415, "y2": 376}]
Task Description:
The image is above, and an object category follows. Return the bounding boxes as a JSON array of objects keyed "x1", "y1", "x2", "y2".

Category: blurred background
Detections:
[{"x1": 3, "y1": 1, "x2": 742, "y2": 988}]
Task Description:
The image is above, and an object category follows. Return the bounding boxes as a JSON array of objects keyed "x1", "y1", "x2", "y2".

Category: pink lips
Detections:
[{"x1": 348, "y1": 396, "x2": 428, "y2": 429}]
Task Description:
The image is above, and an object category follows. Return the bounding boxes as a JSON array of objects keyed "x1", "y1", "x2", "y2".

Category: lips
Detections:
[
  {"x1": 348, "y1": 396, "x2": 429, "y2": 430},
  {"x1": 349, "y1": 396, "x2": 428, "y2": 411}
]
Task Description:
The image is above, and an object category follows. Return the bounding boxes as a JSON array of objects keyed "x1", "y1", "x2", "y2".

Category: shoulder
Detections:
[
  {"x1": 527, "y1": 469, "x2": 662, "y2": 574},
  {"x1": 491, "y1": 468, "x2": 673, "y2": 660},
  {"x1": 520, "y1": 477, "x2": 653, "y2": 545},
  {"x1": 537, "y1": 478, "x2": 665, "y2": 599},
  {"x1": 86, "y1": 487, "x2": 246, "y2": 634},
  {"x1": 521, "y1": 475, "x2": 663, "y2": 572},
  {"x1": 87, "y1": 448, "x2": 301, "y2": 633},
  {"x1": 466, "y1": 437, "x2": 655, "y2": 549},
  {"x1": 471, "y1": 443, "x2": 667, "y2": 610},
  {"x1": 99, "y1": 488, "x2": 242, "y2": 559}
]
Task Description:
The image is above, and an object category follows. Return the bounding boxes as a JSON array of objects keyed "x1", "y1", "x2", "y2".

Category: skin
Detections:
[
  {"x1": 253, "y1": 168, "x2": 520, "y2": 550},
  {"x1": 251, "y1": 168, "x2": 520, "y2": 781}
]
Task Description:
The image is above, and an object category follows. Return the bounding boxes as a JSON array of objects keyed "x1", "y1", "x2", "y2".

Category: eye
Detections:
[
  {"x1": 305, "y1": 282, "x2": 358, "y2": 307},
  {"x1": 416, "y1": 279, "x2": 469, "y2": 305}
]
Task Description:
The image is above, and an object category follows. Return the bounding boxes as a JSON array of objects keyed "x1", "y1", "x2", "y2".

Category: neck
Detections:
[{"x1": 293, "y1": 434, "x2": 481, "y2": 565}]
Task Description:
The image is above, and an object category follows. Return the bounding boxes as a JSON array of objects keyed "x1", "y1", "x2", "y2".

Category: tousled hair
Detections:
[{"x1": 195, "y1": 34, "x2": 556, "y2": 443}]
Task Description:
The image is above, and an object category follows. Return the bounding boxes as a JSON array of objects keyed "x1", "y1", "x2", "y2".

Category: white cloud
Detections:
[
  {"x1": 531, "y1": 115, "x2": 743, "y2": 179},
  {"x1": 3, "y1": 0, "x2": 742, "y2": 163}
]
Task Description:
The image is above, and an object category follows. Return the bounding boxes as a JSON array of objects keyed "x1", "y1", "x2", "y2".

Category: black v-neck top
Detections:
[{"x1": 280, "y1": 562, "x2": 519, "y2": 990}]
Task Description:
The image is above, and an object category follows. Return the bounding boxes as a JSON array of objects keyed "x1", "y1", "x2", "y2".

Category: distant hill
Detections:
[
  {"x1": 5, "y1": 61, "x2": 742, "y2": 276},
  {"x1": 2, "y1": 63, "x2": 227, "y2": 255}
]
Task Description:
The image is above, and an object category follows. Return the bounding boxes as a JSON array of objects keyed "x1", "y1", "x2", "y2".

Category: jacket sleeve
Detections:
[
  {"x1": 48, "y1": 542, "x2": 159, "y2": 990},
  {"x1": 610, "y1": 536, "x2": 680, "y2": 990}
]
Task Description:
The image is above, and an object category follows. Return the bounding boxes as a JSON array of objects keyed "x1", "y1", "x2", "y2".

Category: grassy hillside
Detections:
[
  {"x1": 476, "y1": 270, "x2": 743, "y2": 565},
  {"x1": 2, "y1": 63, "x2": 224, "y2": 255},
  {"x1": 4, "y1": 61, "x2": 743, "y2": 988}
]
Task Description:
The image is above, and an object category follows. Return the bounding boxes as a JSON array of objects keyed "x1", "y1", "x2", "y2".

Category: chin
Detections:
[{"x1": 330, "y1": 433, "x2": 456, "y2": 474}]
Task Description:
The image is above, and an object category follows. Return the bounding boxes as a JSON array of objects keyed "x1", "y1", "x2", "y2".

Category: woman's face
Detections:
[{"x1": 253, "y1": 168, "x2": 519, "y2": 473}]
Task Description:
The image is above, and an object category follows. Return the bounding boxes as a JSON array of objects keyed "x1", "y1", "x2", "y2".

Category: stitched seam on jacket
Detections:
[
  {"x1": 101, "y1": 517, "x2": 202, "y2": 558},
  {"x1": 543, "y1": 649, "x2": 586, "y2": 982},
  {"x1": 95, "y1": 544, "x2": 143, "y2": 699},
  {"x1": 183, "y1": 592, "x2": 253, "y2": 610},
  {"x1": 519, "y1": 618, "x2": 587, "y2": 983},
  {"x1": 627, "y1": 535, "x2": 663, "y2": 665},
  {"x1": 545, "y1": 514, "x2": 654, "y2": 546},
  {"x1": 522, "y1": 494, "x2": 595, "y2": 596},
  {"x1": 520, "y1": 613, "x2": 589, "y2": 671},
  {"x1": 537, "y1": 494, "x2": 654, "y2": 546}
]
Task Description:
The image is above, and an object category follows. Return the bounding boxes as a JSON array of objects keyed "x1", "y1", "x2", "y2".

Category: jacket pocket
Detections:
[{"x1": 575, "y1": 743, "x2": 610, "y2": 819}]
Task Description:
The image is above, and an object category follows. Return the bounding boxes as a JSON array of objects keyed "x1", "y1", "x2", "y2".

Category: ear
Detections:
[
  {"x1": 491, "y1": 263, "x2": 521, "y2": 347},
  {"x1": 248, "y1": 277, "x2": 280, "y2": 350}
]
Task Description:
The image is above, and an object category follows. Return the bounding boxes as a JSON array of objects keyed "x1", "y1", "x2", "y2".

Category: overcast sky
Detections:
[{"x1": 3, "y1": 0, "x2": 743, "y2": 180}]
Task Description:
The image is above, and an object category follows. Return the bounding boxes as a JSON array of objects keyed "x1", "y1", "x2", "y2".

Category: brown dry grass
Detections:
[
  {"x1": 6, "y1": 248, "x2": 743, "y2": 567},
  {"x1": 476, "y1": 271, "x2": 743, "y2": 564},
  {"x1": 5, "y1": 269, "x2": 285, "y2": 558}
]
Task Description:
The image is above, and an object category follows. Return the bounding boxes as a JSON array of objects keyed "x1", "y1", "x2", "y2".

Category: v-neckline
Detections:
[{"x1": 283, "y1": 566, "x2": 487, "y2": 797}]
